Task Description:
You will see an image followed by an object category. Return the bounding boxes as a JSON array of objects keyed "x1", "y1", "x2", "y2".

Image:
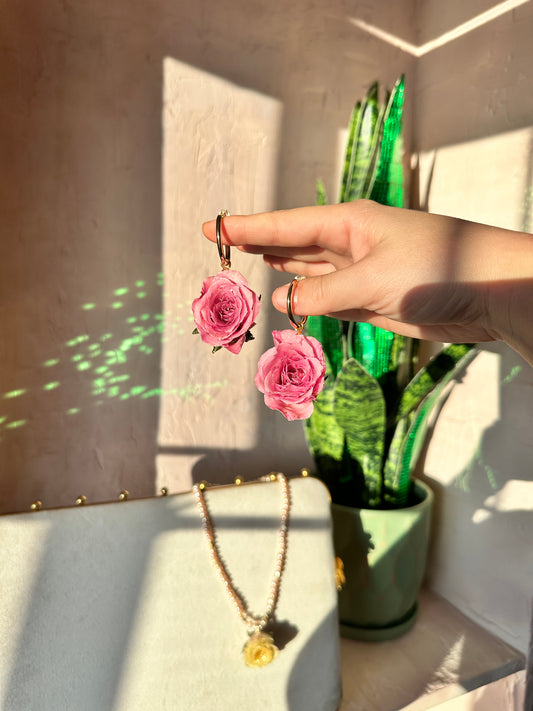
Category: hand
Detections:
[{"x1": 202, "y1": 201, "x2": 533, "y2": 362}]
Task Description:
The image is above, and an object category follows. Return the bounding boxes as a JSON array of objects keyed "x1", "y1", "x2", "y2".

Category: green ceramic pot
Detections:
[{"x1": 332, "y1": 479, "x2": 433, "y2": 642}]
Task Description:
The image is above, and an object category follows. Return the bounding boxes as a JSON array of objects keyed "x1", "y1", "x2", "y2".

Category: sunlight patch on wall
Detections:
[
  {"x1": 481, "y1": 479, "x2": 533, "y2": 514},
  {"x1": 417, "y1": 127, "x2": 533, "y2": 231},
  {"x1": 349, "y1": 0, "x2": 530, "y2": 57},
  {"x1": 472, "y1": 478, "x2": 533, "y2": 524},
  {"x1": 160, "y1": 58, "x2": 282, "y2": 452}
]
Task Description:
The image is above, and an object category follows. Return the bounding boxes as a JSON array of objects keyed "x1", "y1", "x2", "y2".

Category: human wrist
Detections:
[{"x1": 485, "y1": 230, "x2": 533, "y2": 364}]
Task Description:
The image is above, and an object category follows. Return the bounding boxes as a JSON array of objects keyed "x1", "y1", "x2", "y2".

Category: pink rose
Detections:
[
  {"x1": 192, "y1": 270, "x2": 261, "y2": 354},
  {"x1": 255, "y1": 329, "x2": 326, "y2": 421}
]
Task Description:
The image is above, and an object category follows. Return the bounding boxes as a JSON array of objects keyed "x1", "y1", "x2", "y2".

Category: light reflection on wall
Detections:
[{"x1": 0, "y1": 274, "x2": 227, "y2": 440}]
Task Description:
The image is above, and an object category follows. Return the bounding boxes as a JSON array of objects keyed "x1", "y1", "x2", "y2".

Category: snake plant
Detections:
[{"x1": 305, "y1": 76, "x2": 475, "y2": 509}]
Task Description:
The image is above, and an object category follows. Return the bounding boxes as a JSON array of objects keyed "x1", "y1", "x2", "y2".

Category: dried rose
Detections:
[
  {"x1": 243, "y1": 631, "x2": 279, "y2": 668},
  {"x1": 192, "y1": 270, "x2": 261, "y2": 354},
  {"x1": 255, "y1": 329, "x2": 326, "y2": 421}
]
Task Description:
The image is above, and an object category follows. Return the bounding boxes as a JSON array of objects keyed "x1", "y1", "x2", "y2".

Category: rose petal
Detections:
[
  {"x1": 255, "y1": 329, "x2": 326, "y2": 420},
  {"x1": 224, "y1": 334, "x2": 246, "y2": 354},
  {"x1": 192, "y1": 270, "x2": 261, "y2": 352}
]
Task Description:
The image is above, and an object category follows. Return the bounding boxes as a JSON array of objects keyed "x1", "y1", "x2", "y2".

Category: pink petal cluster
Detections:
[
  {"x1": 192, "y1": 270, "x2": 261, "y2": 354},
  {"x1": 255, "y1": 329, "x2": 326, "y2": 421}
]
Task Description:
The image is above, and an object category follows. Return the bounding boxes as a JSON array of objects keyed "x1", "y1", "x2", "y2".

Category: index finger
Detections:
[{"x1": 201, "y1": 204, "x2": 352, "y2": 252}]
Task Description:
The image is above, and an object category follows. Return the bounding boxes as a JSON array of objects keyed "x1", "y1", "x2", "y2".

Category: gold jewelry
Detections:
[
  {"x1": 192, "y1": 208, "x2": 261, "y2": 355},
  {"x1": 287, "y1": 275, "x2": 307, "y2": 335},
  {"x1": 216, "y1": 209, "x2": 231, "y2": 270},
  {"x1": 193, "y1": 473, "x2": 290, "y2": 668}
]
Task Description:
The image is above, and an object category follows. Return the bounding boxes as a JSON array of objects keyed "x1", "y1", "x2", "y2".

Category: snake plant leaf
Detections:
[
  {"x1": 399, "y1": 346, "x2": 478, "y2": 470},
  {"x1": 343, "y1": 83, "x2": 380, "y2": 203},
  {"x1": 360, "y1": 104, "x2": 387, "y2": 200},
  {"x1": 304, "y1": 376, "x2": 345, "y2": 462},
  {"x1": 382, "y1": 411, "x2": 414, "y2": 507},
  {"x1": 398, "y1": 343, "x2": 475, "y2": 419},
  {"x1": 306, "y1": 315, "x2": 344, "y2": 379},
  {"x1": 339, "y1": 100, "x2": 362, "y2": 204},
  {"x1": 353, "y1": 323, "x2": 396, "y2": 381},
  {"x1": 369, "y1": 75, "x2": 405, "y2": 208},
  {"x1": 390, "y1": 333, "x2": 419, "y2": 391},
  {"x1": 344, "y1": 78, "x2": 407, "y2": 387},
  {"x1": 384, "y1": 385, "x2": 444, "y2": 507},
  {"x1": 385, "y1": 345, "x2": 478, "y2": 506},
  {"x1": 316, "y1": 178, "x2": 328, "y2": 206},
  {"x1": 307, "y1": 76, "x2": 415, "y2": 509},
  {"x1": 333, "y1": 358, "x2": 385, "y2": 505}
]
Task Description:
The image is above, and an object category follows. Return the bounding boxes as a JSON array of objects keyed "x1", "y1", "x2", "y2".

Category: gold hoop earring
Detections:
[
  {"x1": 287, "y1": 276, "x2": 307, "y2": 335},
  {"x1": 216, "y1": 209, "x2": 231, "y2": 270}
]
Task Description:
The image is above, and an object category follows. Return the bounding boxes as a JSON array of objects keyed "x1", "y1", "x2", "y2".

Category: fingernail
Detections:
[{"x1": 273, "y1": 286, "x2": 288, "y2": 311}]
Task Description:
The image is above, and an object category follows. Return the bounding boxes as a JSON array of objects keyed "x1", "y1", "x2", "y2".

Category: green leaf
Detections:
[
  {"x1": 384, "y1": 386, "x2": 442, "y2": 507},
  {"x1": 353, "y1": 323, "x2": 395, "y2": 380},
  {"x1": 383, "y1": 412, "x2": 413, "y2": 506},
  {"x1": 399, "y1": 392, "x2": 441, "y2": 484},
  {"x1": 385, "y1": 345, "x2": 478, "y2": 506},
  {"x1": 398, "y1": 343, "x2": 476, "y2": 419},
  {"x1": 399, "y1": 346, "x2": 477, "y2": 470},
  {"x1": 316, "y1": 178, "x2": 328, "y2": 206},
  {"x1": 390, "y1": 334, "x2": 419, "y2": 391},
  {"x1": 306, "y1": 315, "x2": 345, "y2": 379},
  {"x1": 342, "y1": 83, "x2": 381, "y2": 203},
  {"x1": 304, "y1": 377, "x2": 345, "y2": 462},
  {"x1": 307, "y1": 76, "x2": 412, "y2": 508},
  {"x1": 339, "y1": 100, "x2": 362, "y2": 204},
  {"x1": 212, "y1": 346, "x2": 222, "y2": 354},
  {"x1": 334, "y1": 359, "x2": 386, "y2": 505},
  {"x1": 370, "y1": 75, "x2": 405, "y2": 208},
  {"x1": 192, "y1": 328, "x2": 199, "y2": 335}
]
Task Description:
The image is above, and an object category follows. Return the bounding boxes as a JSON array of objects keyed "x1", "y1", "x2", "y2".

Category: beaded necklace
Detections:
[{"x1": 193, "y1": 473, "x2": 290, "y2": 668}]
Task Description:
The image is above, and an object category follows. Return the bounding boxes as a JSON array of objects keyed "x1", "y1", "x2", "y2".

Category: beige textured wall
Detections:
[
  {"x1": 0, "y1": 1, "x2": 415, "y2": 513},
  {"x1": 2, "y1": 0, "x2": 531, "y2": 657},
  {"x1": 412, "y1": 0, "x2": 533, "y2": 653}
]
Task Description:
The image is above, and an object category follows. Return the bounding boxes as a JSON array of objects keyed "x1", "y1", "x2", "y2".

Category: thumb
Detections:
[{"x1": 272, "y1": 266, "x2": 371, "y2": 319}]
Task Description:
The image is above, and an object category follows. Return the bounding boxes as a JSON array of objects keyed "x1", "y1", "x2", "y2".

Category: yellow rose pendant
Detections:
[{"x1": 243, "y1": 631, "x2": 280, "y2": 668}]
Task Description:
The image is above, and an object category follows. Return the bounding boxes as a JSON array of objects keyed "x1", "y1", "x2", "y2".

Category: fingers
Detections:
[
  {"x1": 262, "y1": 248, "x2": 351, "y2": 273},
  {"x1": 202, "y1": 204, "x2": 353, "y2": 254},
  {"x1": 263, "y1": 255, "x2": 337, "y2": 277},
  {"x1": 241, "y1": 244, "x2": 327, "y2": 259},
  {"x1": 271, "y1": 264, "x2": 375, "y2": 318},
  {"x1": 269, "y1": 272, "x2": 449, "y2": 342}
]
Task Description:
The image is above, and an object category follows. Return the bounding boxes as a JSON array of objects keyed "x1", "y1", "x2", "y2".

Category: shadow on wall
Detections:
[
  {"x1": 0, "y1": 0, "x2": 415, "y2": 513},
  {"x1": 412, "y1": 0, "x2": 533, "y2": 153},
  {"x1": 0, "y1": 2, "x2": 165, "y2": 512},
  {"x1": 419, "y1": 341, "x2": 533, "y2": 653},
  {"x1": 4, "y1": 0, "x2": 530, "y2": 513},
  {"x1": 0, "y1": 0, "x2": 531, "y2": 707},
  {"x1": 2, "y1": 0, "x2": 531, "y2": 512}
]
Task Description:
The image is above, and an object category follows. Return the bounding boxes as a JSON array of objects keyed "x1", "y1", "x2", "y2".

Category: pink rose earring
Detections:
[
  {"x1": 192, "y1": 210, "x2": 261, "y2": 354},
  {"x1": 255, "y1": 276, "x2": 326, "y2": 421}
]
